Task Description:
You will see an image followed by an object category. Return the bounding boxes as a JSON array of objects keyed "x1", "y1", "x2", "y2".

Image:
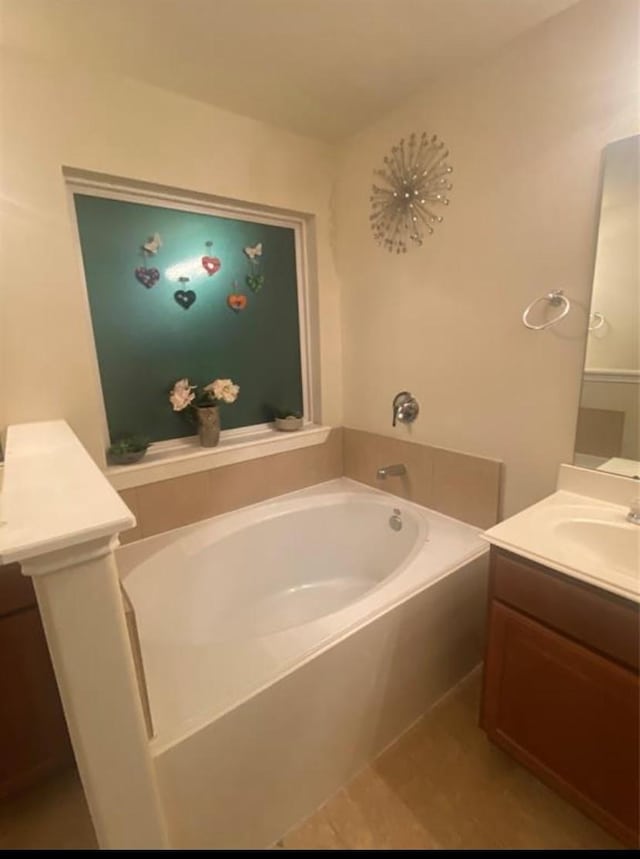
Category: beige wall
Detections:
[
  {"x1": 333, "y1": 0, "x2": 640, "y2": 516},
  {"x1": 0, "y1": 47, "x2": 343, "y2": 463},
  {"x1": 2, "y1": 1, "x2": 638, "y2": 518}
]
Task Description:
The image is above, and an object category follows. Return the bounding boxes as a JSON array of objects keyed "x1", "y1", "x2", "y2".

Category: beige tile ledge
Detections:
[{"x1": 106, "y1": 423, "x2": 332, "y2": 491}]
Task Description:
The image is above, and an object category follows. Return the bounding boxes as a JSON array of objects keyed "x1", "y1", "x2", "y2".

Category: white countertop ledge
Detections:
[
  {"x1": 105, "y1": 424, "x2": 332, "y2": 491},
  {"x1": 0, "y1": 420, "x2": 135, "y2": 565},
  {"x1": 483, "y1": 490, "x2": 640, "y2": 604}
]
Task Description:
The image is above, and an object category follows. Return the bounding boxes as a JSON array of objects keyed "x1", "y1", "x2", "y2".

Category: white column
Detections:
[{"x1": 23, "y1": 537, "x2": 169, "y2": 850}]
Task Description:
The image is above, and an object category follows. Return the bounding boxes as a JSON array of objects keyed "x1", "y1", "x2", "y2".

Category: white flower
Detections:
[
  {"x1": 169, "y1": 378, "x2": 196, "y2": 411},
  {"x1": 205, "y1": 378, "x2": 239, "y2": 404}
]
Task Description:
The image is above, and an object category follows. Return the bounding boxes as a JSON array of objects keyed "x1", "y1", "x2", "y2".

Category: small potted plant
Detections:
[
  {"x1": 271, "y1": 406, "x2": 304, "y2": 432},
  {"x1": 169, "y1": 377, "x2": 239, "y2": 447},
  {"x1": 107, "y1": 434, "x2": 150, "y2": 466}
]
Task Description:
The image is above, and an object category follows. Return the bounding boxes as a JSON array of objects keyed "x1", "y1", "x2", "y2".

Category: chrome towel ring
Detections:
[
  {"x1": 588, "y1": 311, "x2": 605, "y2": 332},
  {"x1": 522, "y1": 290, "x2": 571, "y2": 330}
]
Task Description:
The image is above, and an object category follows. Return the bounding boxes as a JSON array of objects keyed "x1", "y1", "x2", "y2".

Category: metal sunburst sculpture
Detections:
[{"x1": 370, "y1": 132, "x2": 453, "y2": 254}]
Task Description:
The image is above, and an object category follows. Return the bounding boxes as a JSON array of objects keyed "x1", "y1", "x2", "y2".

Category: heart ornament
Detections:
[
  {"x1": 135, "y1": 266, "x2": 160, "y2": 288},
  {"x1": 246, "y1": 273, "x2": 264, "y2": 293},
  {"x1": 201, "y1": 256, "x2": 221, "y2": 276},
  {"x1": 227, "y1": 293, "x2": 247, "y2": 313},
  {"x1": 174, "y1": 289, "x2": 196, "y2": 310}
]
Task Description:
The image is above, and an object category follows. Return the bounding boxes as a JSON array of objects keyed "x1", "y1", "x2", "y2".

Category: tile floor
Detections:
[
  {"x1": 0, "y1": 669, "x2": 622, "y2": 850},
  {"x1": 0, "y1": 768, "x2": 97, "y2": 851},
  {"x1": 279, "y1": 670, "x2": 622, "y2": 850}
]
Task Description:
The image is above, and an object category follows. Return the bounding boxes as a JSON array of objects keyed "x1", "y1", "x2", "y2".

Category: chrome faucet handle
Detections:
[{"x1": 392, "y1": 391, "x2": 419, "y2": 427}]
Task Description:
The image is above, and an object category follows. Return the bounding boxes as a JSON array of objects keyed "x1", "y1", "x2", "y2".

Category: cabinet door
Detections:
[
  {"x1": 482, "y1": 601, "x2": 639, "y2": 847},
  {"x1": 0, "y1": 606, "x2": 74, "y2": 798}
]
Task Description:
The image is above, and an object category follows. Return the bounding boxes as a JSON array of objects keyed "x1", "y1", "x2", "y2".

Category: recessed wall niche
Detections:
[{"x1": 71, "y1": 188, "x2": 305, "y2": 444}]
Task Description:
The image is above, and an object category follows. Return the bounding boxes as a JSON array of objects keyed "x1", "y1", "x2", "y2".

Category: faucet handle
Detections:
[{"x1": 392, "y1": 391, "x2": 419, "y2": 427}]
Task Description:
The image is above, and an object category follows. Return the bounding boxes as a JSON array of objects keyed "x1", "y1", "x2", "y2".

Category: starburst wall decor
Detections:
[{"x1": 370, "y1": 132, "x2": 453, "y2": 254}]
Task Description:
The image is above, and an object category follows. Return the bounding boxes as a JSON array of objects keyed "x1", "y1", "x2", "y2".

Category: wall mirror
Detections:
[{"x1": 574, "y1": 134, "x2": 639, "y2": 480}]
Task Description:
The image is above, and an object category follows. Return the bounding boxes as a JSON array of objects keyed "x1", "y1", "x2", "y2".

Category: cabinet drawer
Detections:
[
  {"x1": 491, "y1": 548, "x2": 639, "y2": 671},
  {"x1": 0, "y1": 563, "x2": 36, "y2": 616}
]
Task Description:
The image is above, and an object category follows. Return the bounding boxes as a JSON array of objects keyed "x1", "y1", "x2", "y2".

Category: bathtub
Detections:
[{"x1": 118, "y1": 477, "x2": 489, "y2": 849}]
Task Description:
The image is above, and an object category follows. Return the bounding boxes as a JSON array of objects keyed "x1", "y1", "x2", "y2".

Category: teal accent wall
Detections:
[{"x1": 73, "y1": 194, "x2": 303, "y2": 443}]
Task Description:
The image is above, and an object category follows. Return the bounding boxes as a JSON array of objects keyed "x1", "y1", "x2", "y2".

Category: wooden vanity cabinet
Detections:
[
  {"x1": 481, "y1": 547, "x2": 640, "y2": 847},
  {"x1": 0, "y1": 563, "x2": 74, "y2": 798}
]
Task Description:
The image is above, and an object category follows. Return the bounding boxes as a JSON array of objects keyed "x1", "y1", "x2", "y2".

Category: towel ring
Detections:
[
  {"x1": 588, "y1": 312, "x2": 605, "y2": 332},
  {"x1": 522, "y1": 290, "x2": 570, "y2": 330}
]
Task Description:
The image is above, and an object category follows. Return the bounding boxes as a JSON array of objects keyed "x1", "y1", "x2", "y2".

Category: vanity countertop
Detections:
[{"x1": 483, "y1": 490, "x2": 640, "y2": 604}]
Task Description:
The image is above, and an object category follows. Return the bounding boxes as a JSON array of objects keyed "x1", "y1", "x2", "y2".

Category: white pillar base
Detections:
[{"x1": 25, "y1": 538, "x2": 169, "y2": 849}]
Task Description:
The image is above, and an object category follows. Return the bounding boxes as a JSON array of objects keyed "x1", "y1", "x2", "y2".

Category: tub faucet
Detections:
[
  {"x1": 627, "y1": 498, "x2": 640, "y2": 525},
  {"x1": 376, "y1": 464, "x2": 407, "y2": 480}
]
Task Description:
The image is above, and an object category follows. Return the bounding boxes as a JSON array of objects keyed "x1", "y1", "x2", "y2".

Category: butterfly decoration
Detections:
[
  {"x1": 134, "y1": 232, "x2": 162, "y2": 288},
  {"x1": 244, "y1": 242, "x2": 264, "y2": 292},
  {"x1": 142, "y1": 232, "x2": 162, "y2": 255},
  {"x1": 243, "y1": 243, "x2": 262, "y2": 261}
]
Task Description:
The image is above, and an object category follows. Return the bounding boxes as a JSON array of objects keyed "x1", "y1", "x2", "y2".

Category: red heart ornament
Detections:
[
  {"x1": 201, "y1": 255, "x2": 221, "y2": 276},
  {"x1": 227, "y1": 293, "x2": 247, "y2": 313}
]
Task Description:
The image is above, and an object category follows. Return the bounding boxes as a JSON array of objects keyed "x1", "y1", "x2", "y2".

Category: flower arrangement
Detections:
[
  {"x1": 169, "y1": 377, "x2": 239, "y2": 447},
  {"x1": 169, "y1": 377, "x2": 239, "y2": 412}
]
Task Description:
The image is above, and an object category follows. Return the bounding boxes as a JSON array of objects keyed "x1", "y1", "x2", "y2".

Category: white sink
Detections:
[
  {"x1": 553, "y1": 519, "x2": 640, "y2": 581},
  {"x1": 483, "y1": 490, "x2": 640, "y2": 603}
]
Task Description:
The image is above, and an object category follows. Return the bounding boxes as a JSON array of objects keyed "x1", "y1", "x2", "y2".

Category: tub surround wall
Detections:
[
  {"x1": 333, "y1": 0, "x2": 640, "y2": 519},
  {"x1": 118, "y1": 428, "x2": 343, "y2": 543},
  {"x1": 117, "y1": 427, "x2": 501, "y2": 544},
  {"x1": 343, "y1": 428, "x2": 501, "y2": 529}
]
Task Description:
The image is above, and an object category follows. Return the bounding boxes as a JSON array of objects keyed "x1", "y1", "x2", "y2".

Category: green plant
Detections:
[
  {"x1": 270, "y1": 405, "x2": 303, "y2": 420},
  {"x1": 107, "y1": 434, "x2": 150, "y2": 456}
]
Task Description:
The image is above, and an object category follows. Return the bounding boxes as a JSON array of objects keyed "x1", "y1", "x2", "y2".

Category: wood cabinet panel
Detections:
[
  {"x1": 0, "y1": 562, "x2": 37, "y2": 616},
  {"x1": 483, "y1": 600, "x2": 639, "y2": 847},
  {"x1": 0, "y1": 565, "x2": 74, "y2": 798},
  {"x1": 491, "y1": 548, "x2": 639, "y2": 671}
]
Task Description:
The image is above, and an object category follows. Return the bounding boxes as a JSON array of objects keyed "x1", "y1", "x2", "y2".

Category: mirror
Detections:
[{"x1": 574, "y1": 134, "x2": 639, "y2": 479}]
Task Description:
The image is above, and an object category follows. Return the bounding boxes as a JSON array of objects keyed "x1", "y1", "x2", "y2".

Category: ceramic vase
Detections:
[{"x1": 196, "y1": 405, "x2": 220, "y2": 447}]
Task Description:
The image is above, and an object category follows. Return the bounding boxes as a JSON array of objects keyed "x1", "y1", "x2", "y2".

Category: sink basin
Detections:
[{"x1": 553, "y1": 519, "x2": 640, "y2": 581}]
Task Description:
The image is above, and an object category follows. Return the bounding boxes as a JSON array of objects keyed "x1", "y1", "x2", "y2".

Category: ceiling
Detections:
[{"x1": 0, "y1": 0, "x2": 580, "y2": 141}]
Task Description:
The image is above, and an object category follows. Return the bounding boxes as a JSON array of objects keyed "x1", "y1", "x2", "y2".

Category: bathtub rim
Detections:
[{"x1": 117, "y1": 475, "x2": 480, "y2": 571}]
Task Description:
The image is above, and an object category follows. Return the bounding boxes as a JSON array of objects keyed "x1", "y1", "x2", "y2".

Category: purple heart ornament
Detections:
[{"x1": 135, "y1": 266, "x2": 160, "y2": 288}]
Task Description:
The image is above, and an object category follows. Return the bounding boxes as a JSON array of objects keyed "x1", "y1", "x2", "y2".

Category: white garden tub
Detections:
[{"x1": 118, "y1": 477, "x2": 489, "y2": 849}]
